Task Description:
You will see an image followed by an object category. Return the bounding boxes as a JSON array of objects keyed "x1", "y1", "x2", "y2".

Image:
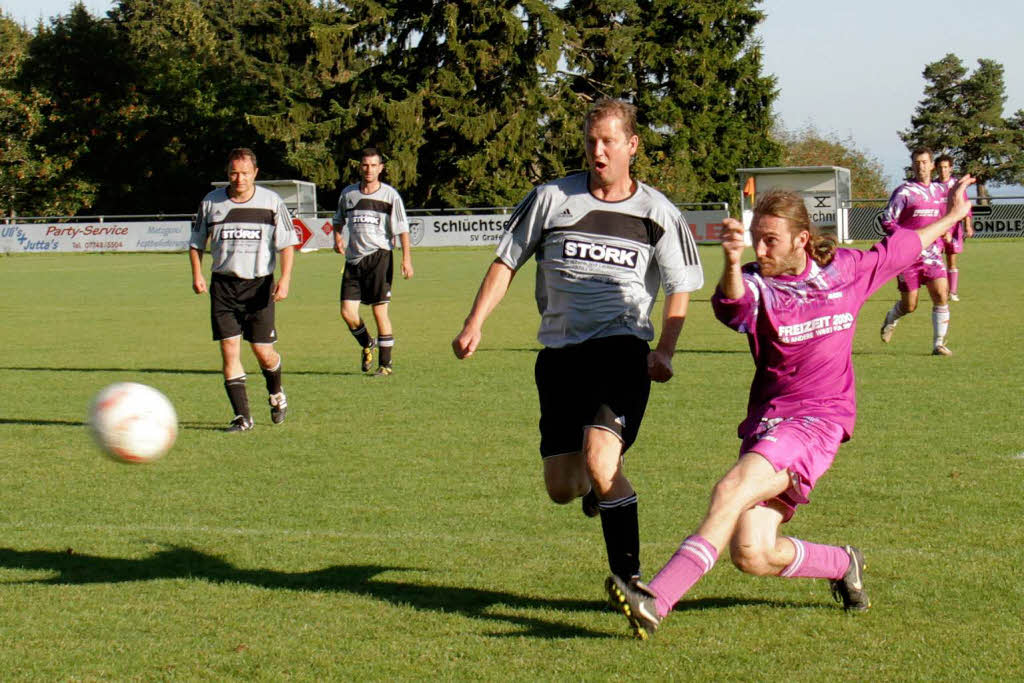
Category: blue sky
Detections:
[{"x1": 5, "y1": 0, "x2": 1024, "y2": 195}]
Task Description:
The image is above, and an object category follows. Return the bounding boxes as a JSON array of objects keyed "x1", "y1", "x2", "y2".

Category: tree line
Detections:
[
  {"x1": 1, "y1": 2, "x2": 1018, "y2": 219},
  {"x1": 0, "y1": 0, "x2": 783, "y2": 217}
]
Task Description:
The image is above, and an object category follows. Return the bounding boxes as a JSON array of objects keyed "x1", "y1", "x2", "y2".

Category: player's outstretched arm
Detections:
[
  {"x1": 332, "y1": 227, "x2": 345, "y2": 254},
  {"x1": 399, "y1": 232, "x2": 414, "y2": 279},
  {"x1": 717, "y1": 218, "x2": 746, "y2": 299},
  {"x1": 452, "y1": 259, "x2": 515, "y2": 359},
  {"x1": 917, "y1": 175, "x2": 975, "y2": 249},
  {"x1": 273, "y1": 246, "x2": 294, "y2": 302},
  {"x1": 189, "y1": 246, "x2": 207, "y2": 295},
  {"x1": 648, "y1": 291, "x2": 689, "y2": 383}
]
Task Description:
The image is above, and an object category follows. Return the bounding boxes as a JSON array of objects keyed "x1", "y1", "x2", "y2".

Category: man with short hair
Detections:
[
  {"x1": 333, "y1": 147, "x2": 413, "y2": 376},
  {"x1": 607, "y1": 178, "x2": 975, "y2": 640},
  {"x1": 189, "y1": 147, "x2": 297, "y2": 432},
  {"x1": 879, "y1": 147, "x2": 954, "y2": 355},
  {"x1": 452, "y1": 98, "x2": 704, "y2": 588},
  {"x1": 934, "y1": 154, "x2": 974, "y2": 301}
]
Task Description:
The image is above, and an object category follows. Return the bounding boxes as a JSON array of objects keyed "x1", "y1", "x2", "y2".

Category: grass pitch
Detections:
[{"x1": 0, "y1": 241, "x2": 1022, "y2": 679}]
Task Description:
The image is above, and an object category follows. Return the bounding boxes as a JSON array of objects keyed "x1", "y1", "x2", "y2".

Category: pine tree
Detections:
[
  {"x1": 556, "y1": 0, "x2": 780, "y2": 207},
  {"x1": 901, "y1": 54, "x2": 1022, "y2": 199},
  {"x1": 632, "y1": 0, "x2": 781, "y2": 206}
]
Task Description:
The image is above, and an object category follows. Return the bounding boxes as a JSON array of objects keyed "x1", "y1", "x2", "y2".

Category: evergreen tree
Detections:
[
  {"x1": 632, "y1": 0, "x2": 781, "y2": 206},
  {"x1": 901, "y1": 54, "x2": 1022, "y2": 199}
]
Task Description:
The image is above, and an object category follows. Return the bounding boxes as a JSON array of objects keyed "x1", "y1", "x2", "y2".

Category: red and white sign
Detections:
[{"x1": 291, "y1": 218, "x2": 314, "y2": 250}]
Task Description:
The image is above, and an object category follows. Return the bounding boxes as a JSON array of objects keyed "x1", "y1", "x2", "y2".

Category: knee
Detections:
[
  {"x1": 903, "y1": 299, "x2": 917, "y2": 313},
  {"x1": 709, "y1": 471, "x2": 745, "y2": 507},
  {"x1": 545, "y1": 481, "x2": 578, "y2": 505},
  {"x1": 729, "y1": 544, "x2": 776, "y2": 576}
]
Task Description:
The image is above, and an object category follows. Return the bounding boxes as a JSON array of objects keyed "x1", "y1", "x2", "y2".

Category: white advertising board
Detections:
[{"x1": 0, "y1": 221, "x2": 192, "y2": 254}]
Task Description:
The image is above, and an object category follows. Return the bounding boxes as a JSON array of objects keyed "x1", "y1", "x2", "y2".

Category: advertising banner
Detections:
[
  {"x1": 406, "y1": 208, "x2": 730, "y2": 248},
  {"x1": 847, "y1": 204, "x2": 1024, "y2": 240},
  {"x1": 0, "y1": 221, "x2": 192, "y2": 253}
]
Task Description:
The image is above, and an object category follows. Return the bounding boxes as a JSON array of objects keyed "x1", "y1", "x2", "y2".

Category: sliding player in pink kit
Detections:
[
  {"x1": 606, "y1": 177, "x2": 974, "y2": 640},
  {"x1": 879, "y1": 148, "x2": 954, "y2": 355},
  {"x1": 935, "y1": 154, "x2": 973, "y2": 302}
]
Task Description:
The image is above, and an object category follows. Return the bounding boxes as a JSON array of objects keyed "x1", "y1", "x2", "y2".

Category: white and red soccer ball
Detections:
[{"x1": 88, "y1": 382, "x2": 177, "y2": 463}]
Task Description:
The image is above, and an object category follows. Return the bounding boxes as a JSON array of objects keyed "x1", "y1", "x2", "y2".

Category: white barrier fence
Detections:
[{"x1": 1, "y1": 205, "x2": 731, "y2": 254}]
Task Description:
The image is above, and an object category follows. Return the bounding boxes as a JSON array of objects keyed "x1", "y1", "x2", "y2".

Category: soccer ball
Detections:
[{"x1": 88, "y1": 382, "x2": 178, "y2": 463}]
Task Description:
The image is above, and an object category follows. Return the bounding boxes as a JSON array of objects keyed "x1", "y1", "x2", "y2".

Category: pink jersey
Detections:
[
  {"x1": 937, "y1": 176, "x2": 972, "y2": 243},
  {"x1": 711, "y1": 229, "x2": 922, "y2": 440},
  {"x1": 881, "y1": 180, "x2": 947, "y2": 268}
]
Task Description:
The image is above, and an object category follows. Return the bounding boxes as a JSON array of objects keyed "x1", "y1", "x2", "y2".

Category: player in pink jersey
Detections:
[
  {"x1": 605, "y1": 177, "x2": 975, "y2": 640},
  {"x1": 935, "y1": 154, "x2": 974, "y2": 302},
  {"x1": 879, "y1": 148, "x2": 954, "y2": 355}
]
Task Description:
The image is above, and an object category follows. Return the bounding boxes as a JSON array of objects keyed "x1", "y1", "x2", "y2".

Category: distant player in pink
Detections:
[
  {"x1": 606, "y1": 178, "x2": 975, "y2": 640},
  {"x1": 879, "y1": 147, "x2": 954, "y2": 355},
  {"x1": 935, "y1": 154, "x2": 974, "y2": 301}
]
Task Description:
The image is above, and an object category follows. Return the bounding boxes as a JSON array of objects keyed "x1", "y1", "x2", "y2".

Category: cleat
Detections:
[
  {"x1": 932, "y1": 344, "x2": 952, "y2": 356},
  {"x1": 606, "y1": 575, "x2": 660, "y2": 640},
  {"x1": 880, "y1": 320, "x2": 896, "y2": 344},
  {"x1": 372, "y1": 365, "x2": 393, "y2": 377},
  {"x1": 268, "y1": 391, "x2": 287, "y2": 424},
  {"x1": 361, "y1": 341, "x2": 376, "y2": 373},
  {"x1": 226, "y1": 415, "x2": 254, "y2": 433},
  {"x1": 830, "y1": 545, "x2": 870, "y2": 612},
  {"x1": 582, "y1": 489, "x2": 600, "y2": 518},
  {"x1": 949, "y1": 293, "x2": 960, "y2": 302}
]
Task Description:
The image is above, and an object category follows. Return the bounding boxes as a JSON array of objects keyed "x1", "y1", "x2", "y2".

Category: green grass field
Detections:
[{"x1": 1, "y1": 241, "x2": 1022, "y2": 680}]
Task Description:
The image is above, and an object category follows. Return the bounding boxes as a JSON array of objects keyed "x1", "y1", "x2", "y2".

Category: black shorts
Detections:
[
  {"x1": 534, "y1": 335, "x2": 652, "y2": 458},
  {"x1": 209, "y1": 273, "x2": 277, "y2": 343},
  {"x1": 341, "y1": 249, "x2": 393, "y2": 306}
]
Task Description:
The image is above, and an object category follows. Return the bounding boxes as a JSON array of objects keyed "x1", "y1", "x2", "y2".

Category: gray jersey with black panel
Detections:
[
  {"x1": 496, "y1": 172, "x2": 704, "y2": 348},
  {"x1": 190, "y1": 186, "x2": 298, "y2": 279},
  {"x1": 332, "y1": 183, "x2": 409, "y2": 264}
]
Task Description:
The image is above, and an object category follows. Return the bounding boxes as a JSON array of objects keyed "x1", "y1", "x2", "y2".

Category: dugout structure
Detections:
[
  {"x1": 211, "y1": 179, "x2": 318, "y2": 219},
  {"x1": 737, "y1": 166, "x2": 852, "y2": 243}
]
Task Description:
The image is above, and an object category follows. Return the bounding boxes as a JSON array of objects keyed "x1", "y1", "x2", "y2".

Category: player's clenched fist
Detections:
[
  {"x1": 720, "y1": 217, "x2": 746, "y2": 265},
  {"x1": 452, "y1": 325, "x2": 480, "y2": 359}
]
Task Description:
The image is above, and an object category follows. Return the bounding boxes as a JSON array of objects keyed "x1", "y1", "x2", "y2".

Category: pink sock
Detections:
[
  {"x1": 779, "y1": 537, "x2": 850, "y2": 580},
  {"x1": 949, "y1": 269, "x2": 959, "y2": 294},
  {"x1": 649, "y1": 535, "x2": 718, "y2": 617}
]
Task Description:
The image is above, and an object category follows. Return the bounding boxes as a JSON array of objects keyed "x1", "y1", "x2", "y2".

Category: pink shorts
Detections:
[
  {"x1": 739, "y1": 416, "x2": 845, "y2": 522},
  {"x1": 897, "y1": 260, "x2": 947, "y2": 292}
]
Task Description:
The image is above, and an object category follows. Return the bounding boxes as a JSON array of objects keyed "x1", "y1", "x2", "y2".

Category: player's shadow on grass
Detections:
[
  {"x1": 0, "y1": 418, "x2": 86, "y2": 427},
  {"x1": 0, "y1": 366, "x2": 346, "y2": 377},
  {"x1": 0, "y1": 545, "x2": 627, "y2": 639}
]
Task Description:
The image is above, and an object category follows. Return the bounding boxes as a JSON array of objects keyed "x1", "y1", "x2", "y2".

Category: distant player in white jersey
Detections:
[
  {"x1": 189, "y1": 148, "x2": 298, "y2": 432},
  {"x1": 878, "y1": 147, "x2": 953, "y2": 355},
  {"x1": 452, "y1": 98, "x2": 704, "y2": 587},
  {"x1": 935, "y1": 154, "x2": 973, "y2": 301},
  {"x1": 332, "y1": 147, "x2": 413, "y2": 376}
]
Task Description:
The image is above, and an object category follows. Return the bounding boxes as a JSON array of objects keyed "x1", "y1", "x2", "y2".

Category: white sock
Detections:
[
  {"x1": 932, "y1": 305, "x2": 950, "y2": 346},
  {"x1": 885, "y1": 302, "x2": 905, "y2": 327}
]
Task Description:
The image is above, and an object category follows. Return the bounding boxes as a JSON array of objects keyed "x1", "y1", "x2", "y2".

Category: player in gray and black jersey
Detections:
[
  {"x1": 453, "y1": 99, "x2": 703, "y2": 588},
  {"x1": 189, "y1": 148, "x2": 298, "y2": 432},
  {"x1": 332, "y1": 147, "x2": 414, "y2": 376}
]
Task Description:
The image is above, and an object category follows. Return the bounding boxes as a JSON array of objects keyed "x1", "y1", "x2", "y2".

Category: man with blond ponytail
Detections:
[{"x1": 607, "y1": 180, "x2": 974, "y2": 640}]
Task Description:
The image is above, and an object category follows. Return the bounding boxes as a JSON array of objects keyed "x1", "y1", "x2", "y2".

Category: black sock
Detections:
[
  {"x1": 598, "y1": 494, "x2": 640, "y2": 581},
  {"x1": 261, "y1": 358, "x2": 282, "y2": 395},
  {"x1": 378, "y1": 334, "x2": 394, "y2": 366},
  {"x1": 224, "y1": 375, "x2": 250, "y2": 418},
  {"x1": 350, "y1": 323, "x2": 372, "y2": 348}
]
